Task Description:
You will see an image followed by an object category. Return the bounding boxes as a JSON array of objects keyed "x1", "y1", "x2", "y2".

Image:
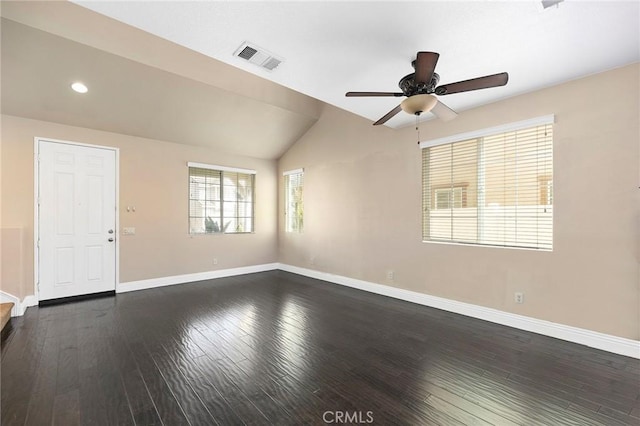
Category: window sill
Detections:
[
  {"x1": 189, "y1": 232, "x2": 255, "y2": 236},
  {"x1": 422, "y1": 239, "x2": 552, "y2": 252}
]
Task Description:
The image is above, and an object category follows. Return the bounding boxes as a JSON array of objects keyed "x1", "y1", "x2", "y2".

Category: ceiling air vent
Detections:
[
  {"x1": 237, "y1": 46, "x2": 258, "y2": 60},
  {"x1": 234, "y1": 42, "x2": 283, "y2": 72}
]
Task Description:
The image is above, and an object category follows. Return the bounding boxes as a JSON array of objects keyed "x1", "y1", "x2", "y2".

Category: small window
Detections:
[
  {"x1": 188, "y1": 163, "x2": 255, "y2": 234},
  {"x1": 539, "y1": 176, "x2": 553, "y2": 206},
  {"x1": 434, "y1": 185, "x2": 467, "y2": 210},
  {"x1": 284, "y1": 169, "x2": 304, "y2": 233}
]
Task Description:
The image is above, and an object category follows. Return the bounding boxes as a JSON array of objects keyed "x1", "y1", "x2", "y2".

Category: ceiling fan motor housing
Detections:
[
  {"x1": 344, "y1": 51, "x2": 508, "y2": 125},
  {"x1": 399, "y1": 72, "x2": 440, "y2": 96}
]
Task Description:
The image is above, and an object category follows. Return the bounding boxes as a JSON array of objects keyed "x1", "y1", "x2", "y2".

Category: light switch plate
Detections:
[{"x1": 123, "y1": 227, "x2": 136, "y2": 235}]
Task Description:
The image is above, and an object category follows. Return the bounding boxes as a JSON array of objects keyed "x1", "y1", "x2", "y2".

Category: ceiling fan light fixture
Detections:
[{"x1": 400, "y1": 94, "x2": 437, "y2": 115}]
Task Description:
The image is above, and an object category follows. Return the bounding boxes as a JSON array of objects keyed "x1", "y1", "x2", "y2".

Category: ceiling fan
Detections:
[{"x1": 345, "y1": 51, "x2": 508, "y2": 125}]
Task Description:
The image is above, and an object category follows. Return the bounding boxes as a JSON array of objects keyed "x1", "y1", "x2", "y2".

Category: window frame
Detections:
[
  {"x1": 421, "y1": 115, "x2": 554, "y2": 250},
  {"x1": 187, "y1": 162, "x2": 256, "y2": 235}
]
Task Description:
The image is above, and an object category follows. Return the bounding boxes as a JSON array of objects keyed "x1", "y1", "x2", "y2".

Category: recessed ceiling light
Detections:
[{"x1": 71, "y1": 82, "x2": 88, "y2": 93}]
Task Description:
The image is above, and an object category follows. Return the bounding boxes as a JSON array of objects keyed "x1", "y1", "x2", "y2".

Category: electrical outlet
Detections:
[
  {"x1": 515, "y1": 292, "x2": 524, "y2": 304},
  {"x1": 386, "y1": 270, "x2": 395, "y2": 281},
  {"x1": 213, "y1": 258, "x2": 218, "y2": 265}
]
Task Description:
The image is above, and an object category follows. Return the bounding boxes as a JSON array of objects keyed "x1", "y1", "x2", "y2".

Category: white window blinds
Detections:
[
  {"x1": 422, "y1": 116, "x2": 553, "y2": 250},
  {"x1": 284, "y1": 169, "x2": 304, "y2": 233},
  {"x1": 188, "y1": 163, "x2": 255, "y2": 234}
]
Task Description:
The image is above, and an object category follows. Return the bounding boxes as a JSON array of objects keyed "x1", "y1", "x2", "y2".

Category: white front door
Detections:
[{"x1": 38, "y1": 140, "x2": 117, "y2": 301}]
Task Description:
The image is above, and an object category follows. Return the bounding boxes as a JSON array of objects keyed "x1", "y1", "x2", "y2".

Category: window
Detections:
[
  {"x1": 539, "y1": 176, "x2": 553, "y2": 206},
  {"x1": 422, "y1": 115, "x2": 553, "y2": 250},
  {"x1": 284, "y1": 169, "x2": 304, "y2": 233},
  {"x1": 434, "y1": 185, "x2": 467, "y2": 210},
  {"x1": 188, "y1": 162, "x2": 255, "y2": 234}
]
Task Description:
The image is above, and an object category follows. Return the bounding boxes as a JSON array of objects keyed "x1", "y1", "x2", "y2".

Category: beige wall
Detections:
[
  {"x1": 278, "y1": 63, "x2": 640, "y2": 340},
  {"x1": 1, "y1": 115, "x2": 278, "y2": 299},
  {"x1": 1, "y1": 64, "x2": 638, "y2": 341}
]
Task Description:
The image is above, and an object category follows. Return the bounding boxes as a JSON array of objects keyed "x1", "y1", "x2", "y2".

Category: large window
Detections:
[
  {"x1": 422, "y1": 116, "x2": 553, "y2": 250},
  {"x1": 188, "y1": 162, "x2": 255, "y2": 234},
  {"x1": 284, "y1": 169, "x2": 304, "y2": 233}
]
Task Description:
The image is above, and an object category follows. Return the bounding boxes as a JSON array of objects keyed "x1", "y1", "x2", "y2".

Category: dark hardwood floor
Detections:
[{"x1": 1, "y1": 270, "x2": 639, "y2": 425}]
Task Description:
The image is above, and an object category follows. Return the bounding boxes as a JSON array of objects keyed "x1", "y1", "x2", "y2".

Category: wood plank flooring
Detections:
[{"x1": 1, "y1": 270, "x2": 639, "y2": 425}]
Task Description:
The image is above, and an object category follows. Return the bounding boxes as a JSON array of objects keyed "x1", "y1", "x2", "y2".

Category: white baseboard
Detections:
[
  {"x1": 21, "y1": 296, "x2": 38, "y2": 315},
  {"x1": 118, "y1": 263, "x2": 279, "y2": 293},
  {"x1": 277, "y1": 263, "x2": 640, "y2": 359},
  {"x1": 0, "y1": 291, "x2": 37, "y2": 316},
  {"x1": 25, "y1": 261, "x2": 637, "y2": 358}
]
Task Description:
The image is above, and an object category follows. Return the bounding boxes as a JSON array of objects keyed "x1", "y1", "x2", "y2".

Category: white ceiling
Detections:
[{"x1": 75, "y1": 1, "x2": 640, "y2": 128}]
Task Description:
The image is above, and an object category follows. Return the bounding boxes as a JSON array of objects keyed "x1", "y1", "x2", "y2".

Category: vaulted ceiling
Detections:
[
  {"x1": 2, "y1": 1, "x2": 638, "y2": 159},
  {"x1": 1, "y1": 2, "x2": 322, "y2": 160}
]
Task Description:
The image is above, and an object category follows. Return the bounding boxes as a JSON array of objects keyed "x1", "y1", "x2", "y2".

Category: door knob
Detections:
[
  {"x1": 108, "y1": 238, "x2": 114, "y2": 242},
  {"x1": 108, "y1": 229, "x2": 114, "y2": 234}
]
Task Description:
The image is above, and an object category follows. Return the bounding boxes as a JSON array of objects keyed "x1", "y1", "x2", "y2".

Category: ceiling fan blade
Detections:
[
  {"x1": 431, "y1": 100, "x2": 458, "y2": 122},
  {"x1": 373, "y1": 104, "x2": 402, "y2": 126},
  {"x1": 435, "y1": 72, "x2": 509, "y2": 95},
  {"x1": 346, "y1": 92, "x2": 404, "y2": 97},
  {"x1": 414, "y1": 51, "x2": 439, "y2": 86}
]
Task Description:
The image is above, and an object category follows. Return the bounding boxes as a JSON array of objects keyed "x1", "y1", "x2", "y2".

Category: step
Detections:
[{"x1": 1, "y1": 303, "x2": 13, "y2": 331}]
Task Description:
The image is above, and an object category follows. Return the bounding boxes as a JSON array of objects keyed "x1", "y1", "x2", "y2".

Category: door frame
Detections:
[{"x1": 33, "y1": 137, "x2": 120, "y2": 302}]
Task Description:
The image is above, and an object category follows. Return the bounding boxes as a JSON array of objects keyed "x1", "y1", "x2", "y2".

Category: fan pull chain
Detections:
[{"x1": 416, "y1": 114, "x2": 420, "y2": 145}]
